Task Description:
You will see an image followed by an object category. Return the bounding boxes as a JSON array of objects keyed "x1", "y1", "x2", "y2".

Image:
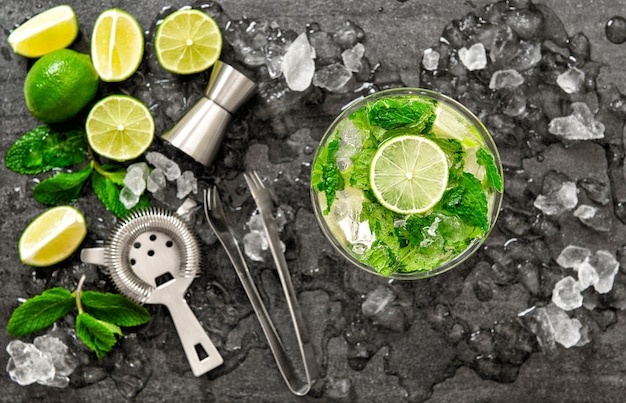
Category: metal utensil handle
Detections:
[
  {"x1": 258, "y1": 212, "x2": 318, "y2": 395},
  {"x1": 161, "y1": 292, "x2": 224, "y2": 376},
  {"x1": 203, "y1": 189, "x2": 315, "y2": 395}
]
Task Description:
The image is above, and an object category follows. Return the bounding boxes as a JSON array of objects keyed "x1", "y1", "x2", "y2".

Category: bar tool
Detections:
[
  {"x1": 80, "y1": 201, "x2": 223, "y2": 376},
  {"x1": 162, "y1": 60, "x2": 257, "y2": 167},
  {"x1": 204, "y1": 173, "x2": 317, "y2": 396}
]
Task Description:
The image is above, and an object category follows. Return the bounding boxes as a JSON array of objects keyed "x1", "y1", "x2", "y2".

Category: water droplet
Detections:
[{"x1": 606, "y1": 16, "x2": 626, "y2": 44}]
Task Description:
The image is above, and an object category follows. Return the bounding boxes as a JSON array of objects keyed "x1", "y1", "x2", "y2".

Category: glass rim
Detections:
[{"x1": 310, "y1": 87, "x2": 504, "y2": 280}]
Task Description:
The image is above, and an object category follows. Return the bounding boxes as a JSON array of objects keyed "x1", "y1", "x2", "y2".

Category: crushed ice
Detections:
[{"x1": 6, "y1": 335, "x2": 78, "y2": 388}]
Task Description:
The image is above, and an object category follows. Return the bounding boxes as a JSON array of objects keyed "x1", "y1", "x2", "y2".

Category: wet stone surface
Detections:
[{"x1": 3, "y1": 0, "x2": 626, "y2": 401}]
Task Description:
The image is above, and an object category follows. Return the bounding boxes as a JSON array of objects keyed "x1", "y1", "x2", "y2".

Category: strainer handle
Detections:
[
  {"x1": 80, "y1": 247, "x2": 106, "y2": 265},
  {"x1": 162, "y1": 293, "x2": 224, "y2": 376}
]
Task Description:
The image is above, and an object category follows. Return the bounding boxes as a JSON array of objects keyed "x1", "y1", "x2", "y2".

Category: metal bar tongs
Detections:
[{"x1": 203, "y1": 172, "x2": 317, "y2": 396}]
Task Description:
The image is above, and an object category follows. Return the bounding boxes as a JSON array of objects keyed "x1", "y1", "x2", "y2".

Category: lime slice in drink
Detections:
[
  {"x1": 154, "y1": 9, "x2": 222, "y2": 75},
  {"x1": 86, "y1": 95, "x2": 154, "y2": 161},
  {"x1": 91, "y1": 8, "x2": 144, "y2": 82},
  {"x1": 19, "y1": 206, "x2": 87, "y2": 267},
  {"x1": 370, "y1": 135, "x2": 449, "y2": 214}
]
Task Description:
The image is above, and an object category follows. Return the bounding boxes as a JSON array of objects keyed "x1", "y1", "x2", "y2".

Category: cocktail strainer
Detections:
[{"x1": 80, "y1": 201, "x2": 223, "y2": 376}]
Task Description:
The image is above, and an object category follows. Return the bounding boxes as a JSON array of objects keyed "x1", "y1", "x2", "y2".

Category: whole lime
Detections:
[{"x1": 24, "y1": 49, "x2": 99, "y2": 123}]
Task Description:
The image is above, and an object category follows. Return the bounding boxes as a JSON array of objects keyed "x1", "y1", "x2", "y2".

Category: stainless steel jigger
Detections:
[{"x1": 162, "y1": 60, "x2": 257, "y2": 167}]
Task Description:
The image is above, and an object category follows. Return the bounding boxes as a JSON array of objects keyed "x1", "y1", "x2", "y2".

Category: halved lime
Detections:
[
  {"x1": 19, "y1": 206, "x2": 87, "y2": 267},
  {"x1": 154, "y1": 9, "x2": 222, "y2": 75},
  {"x1": 370, "y1": 135, "x2": 449, "y2": 214},
  {"x1": 86, "y1": 95, "x2": 154, "y2": 161}
]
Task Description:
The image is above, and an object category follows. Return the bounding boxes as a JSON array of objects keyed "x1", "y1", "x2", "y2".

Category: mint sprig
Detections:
[
  {"x1": 5, "y1": 126, "x2": 88, "y2": 175},
  {"x1": 7, "y1": 275, "x2": 151, "y2": 359},
  {"x1": 7, "y1": 287, "x2": 76, "y2": 336},
  {"x1": 33, "y1": 164, "x2": 93, "y2": 205},
  {"x1": 5, "y1": 124, "x2": 150, "y2": 218}
]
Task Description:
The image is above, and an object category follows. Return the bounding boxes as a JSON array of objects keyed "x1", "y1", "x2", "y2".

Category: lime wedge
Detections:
[
  {"x1": 7, "y1": 5, "x2": 78, "y2": 58},
  {"x1": 154, "y1": 9, "x2": 222, "y2": 75},
  {"x1": 19, "y1": 206, "x2": 87, "y2": 267},
  {"x1": 370, "y1": 135, "x2": 449, "y2": 214},
  {"x1": 86, "y1": 95, "x2": 154, "y2": 161},
  {"x1": 91, "y1": 8, "x2": 144, "y2": 82}
]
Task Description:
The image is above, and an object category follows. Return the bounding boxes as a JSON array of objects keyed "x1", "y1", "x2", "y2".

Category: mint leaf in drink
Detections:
[
  {"x1": 33, "y1": 164, "x2": 93, "y2": 205},
  {"x1": 7, "y1": 287, "x2": 76, "y2": 336},
  {"x1": 440, "y1": 172, "x2": 489, "y2": 231},
  {"x1": 476, "y1": 147, "x2": 503, "y2": 192},
  {"x1": 80, "y1": 291, "x2": 151, "y2": 327},
  {"x1": 366, "y1": 97, "x2": 437, "y2": 131},
  {"x1": 311, "y1": 137, "x2": 345, "y2": 214},
  {"x1": 348, "y1": 148, "x2": 375, "y2": 190},
  {"x1": 5, "y1": 125, "x2": 88, "y2": 174},
  {"x1": 429, "y1": 137, "x2": 465, "y2": 170},
  {"x1": 75, "y1": 312, "x2": 122, "y2": 359}
]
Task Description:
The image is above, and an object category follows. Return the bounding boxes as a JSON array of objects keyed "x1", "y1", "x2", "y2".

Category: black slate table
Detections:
[{"x1": 2, "y1": 0, "x2": 626, "y2": 401}]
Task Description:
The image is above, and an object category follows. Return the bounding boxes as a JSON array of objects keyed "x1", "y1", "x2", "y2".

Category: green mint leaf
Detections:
[
  {"x1": 428, "y1": 137, "x2": 465, "y2": 170},
  {"x1": 476, "y1": 147, "x2": 503, "y2": 192},
  {"x1": 99, "y1": 164, "x2": 127, "y2": 186},
  {"x1": 91, "y1": 170, "x2": 150, "y2": 218},
  {"x1": 364, "y1": 241, "x2": 396, "y2": 276},
  {"x1": 75, "y1": 312, "x2": 122, "y2": 359},
  {"x1": 439, "y1": 172, "x2": 489, "y2": 232},
  {"x1": 366, "y1": 97, "x2": 437, "y2": 131},
  {"x1": 348, "y1": 148, "x2": 375, "y2": 190},
  {"x1": 5, "y1": 125, "x2": 88, "y2": 174},
  {"x1": 7, "y1": 287, "x2": 76, "y2": 336},
  {"x1": 80, "y1": 291, "x2": 151, "y2": 327},
  {"x1": 33, "y1": 165, "x2": 93, "y2": 205},
  {"x1": 311, "y1": 136, "x2": 344, "y2": 214}
]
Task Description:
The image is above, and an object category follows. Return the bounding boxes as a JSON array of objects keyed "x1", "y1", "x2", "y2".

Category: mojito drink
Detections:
[{"x1": 311, "y1": 88, "x2": 503, "y2": 279}]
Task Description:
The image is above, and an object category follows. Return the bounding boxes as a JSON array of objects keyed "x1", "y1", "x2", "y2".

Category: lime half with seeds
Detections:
[{"x1": 370, "y1": 135, "x2": 449, "y2": 214}]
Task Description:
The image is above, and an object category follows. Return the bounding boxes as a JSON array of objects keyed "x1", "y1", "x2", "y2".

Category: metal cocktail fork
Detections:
[{"x1": 203, "y1": 177, "x2": 317, "y2": 396}]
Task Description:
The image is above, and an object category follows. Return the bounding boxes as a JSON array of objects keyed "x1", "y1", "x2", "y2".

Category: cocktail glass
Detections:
[{"x1": 310, "y1": 88, "x2": 503, "y2": 279}]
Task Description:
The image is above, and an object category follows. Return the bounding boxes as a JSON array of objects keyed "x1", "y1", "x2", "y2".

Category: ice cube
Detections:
[
  {"x1": 489, "y1": 69, "x2": 525, "y2": 90},
  {"x1": 573, "y1": 204, "x2": 612, "y2": 232},
  {"x1": 545, "y1": 304, "x2": 582, "y2": 348},
  {"x1": 6, "y1": 340, "x2": 55, "y2": 386},
  {"x1": 533, "y1": 181, "x2": 578, "y2": 215},
  {"x1": 33, "y1": 335, "x2": 78, "y2": 377},
  {"x1": 556, "y1": 245, "x2": 592, "y2": 269},
  {"x1": 551, "y1": 276, "x2": 583, "y2": 311},
  {"x1": 146, "y1": 151, "x2": 181, "y2": 181},
  {"x1": 590, "y1": 250, "x2": 620, "y2": 294},
  {"x1": 422, "y1": 48, "x2": 440, "y2": 71},
  {"x1": 575, "y1": 260, "x2": 599, "y2": 290},
  {"x1": 548, "y1": 102, "x2": 605, "y2": 140},
  {"x1": 176, "y1": 171, "x2": 197, "y2": 199},
  {"x1": 313, "y1": 63, "x2": 352, "y2": 92},
  {"x1": 283, "y1": 32, "x2": 315, "y2": 92},
  {"x1": 119, "y1": 186, "x2": 140, "y2": 210},
  {"x1": 247, "y1": 213, "x2": 265, "y2": 232},
  {"x1": 147, "y1": 168, "x2": 167, "y2": 193},
  {"x1": 341, "y1": 43, "x2": 365, "y2": 72},
  {"x1": 123, "y1": 165, "x2": 147, "y2": 196},
  {"x1": 243, "y1": 230, "x2": 268, "y2": 262},
  {"x1": 556, "y1": 67, "x2": 585, "y2": 94},
  {"x1": 362, "y1": 286, "x2": 396, "y2": 317},
  {"x1": 458, "y1": 43, "x2": 487, "y2": 71}
]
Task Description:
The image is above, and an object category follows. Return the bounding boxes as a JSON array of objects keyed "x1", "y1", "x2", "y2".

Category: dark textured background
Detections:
[{"x1": 2, "y1": 0, "x2": 626, "y2": 401}]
